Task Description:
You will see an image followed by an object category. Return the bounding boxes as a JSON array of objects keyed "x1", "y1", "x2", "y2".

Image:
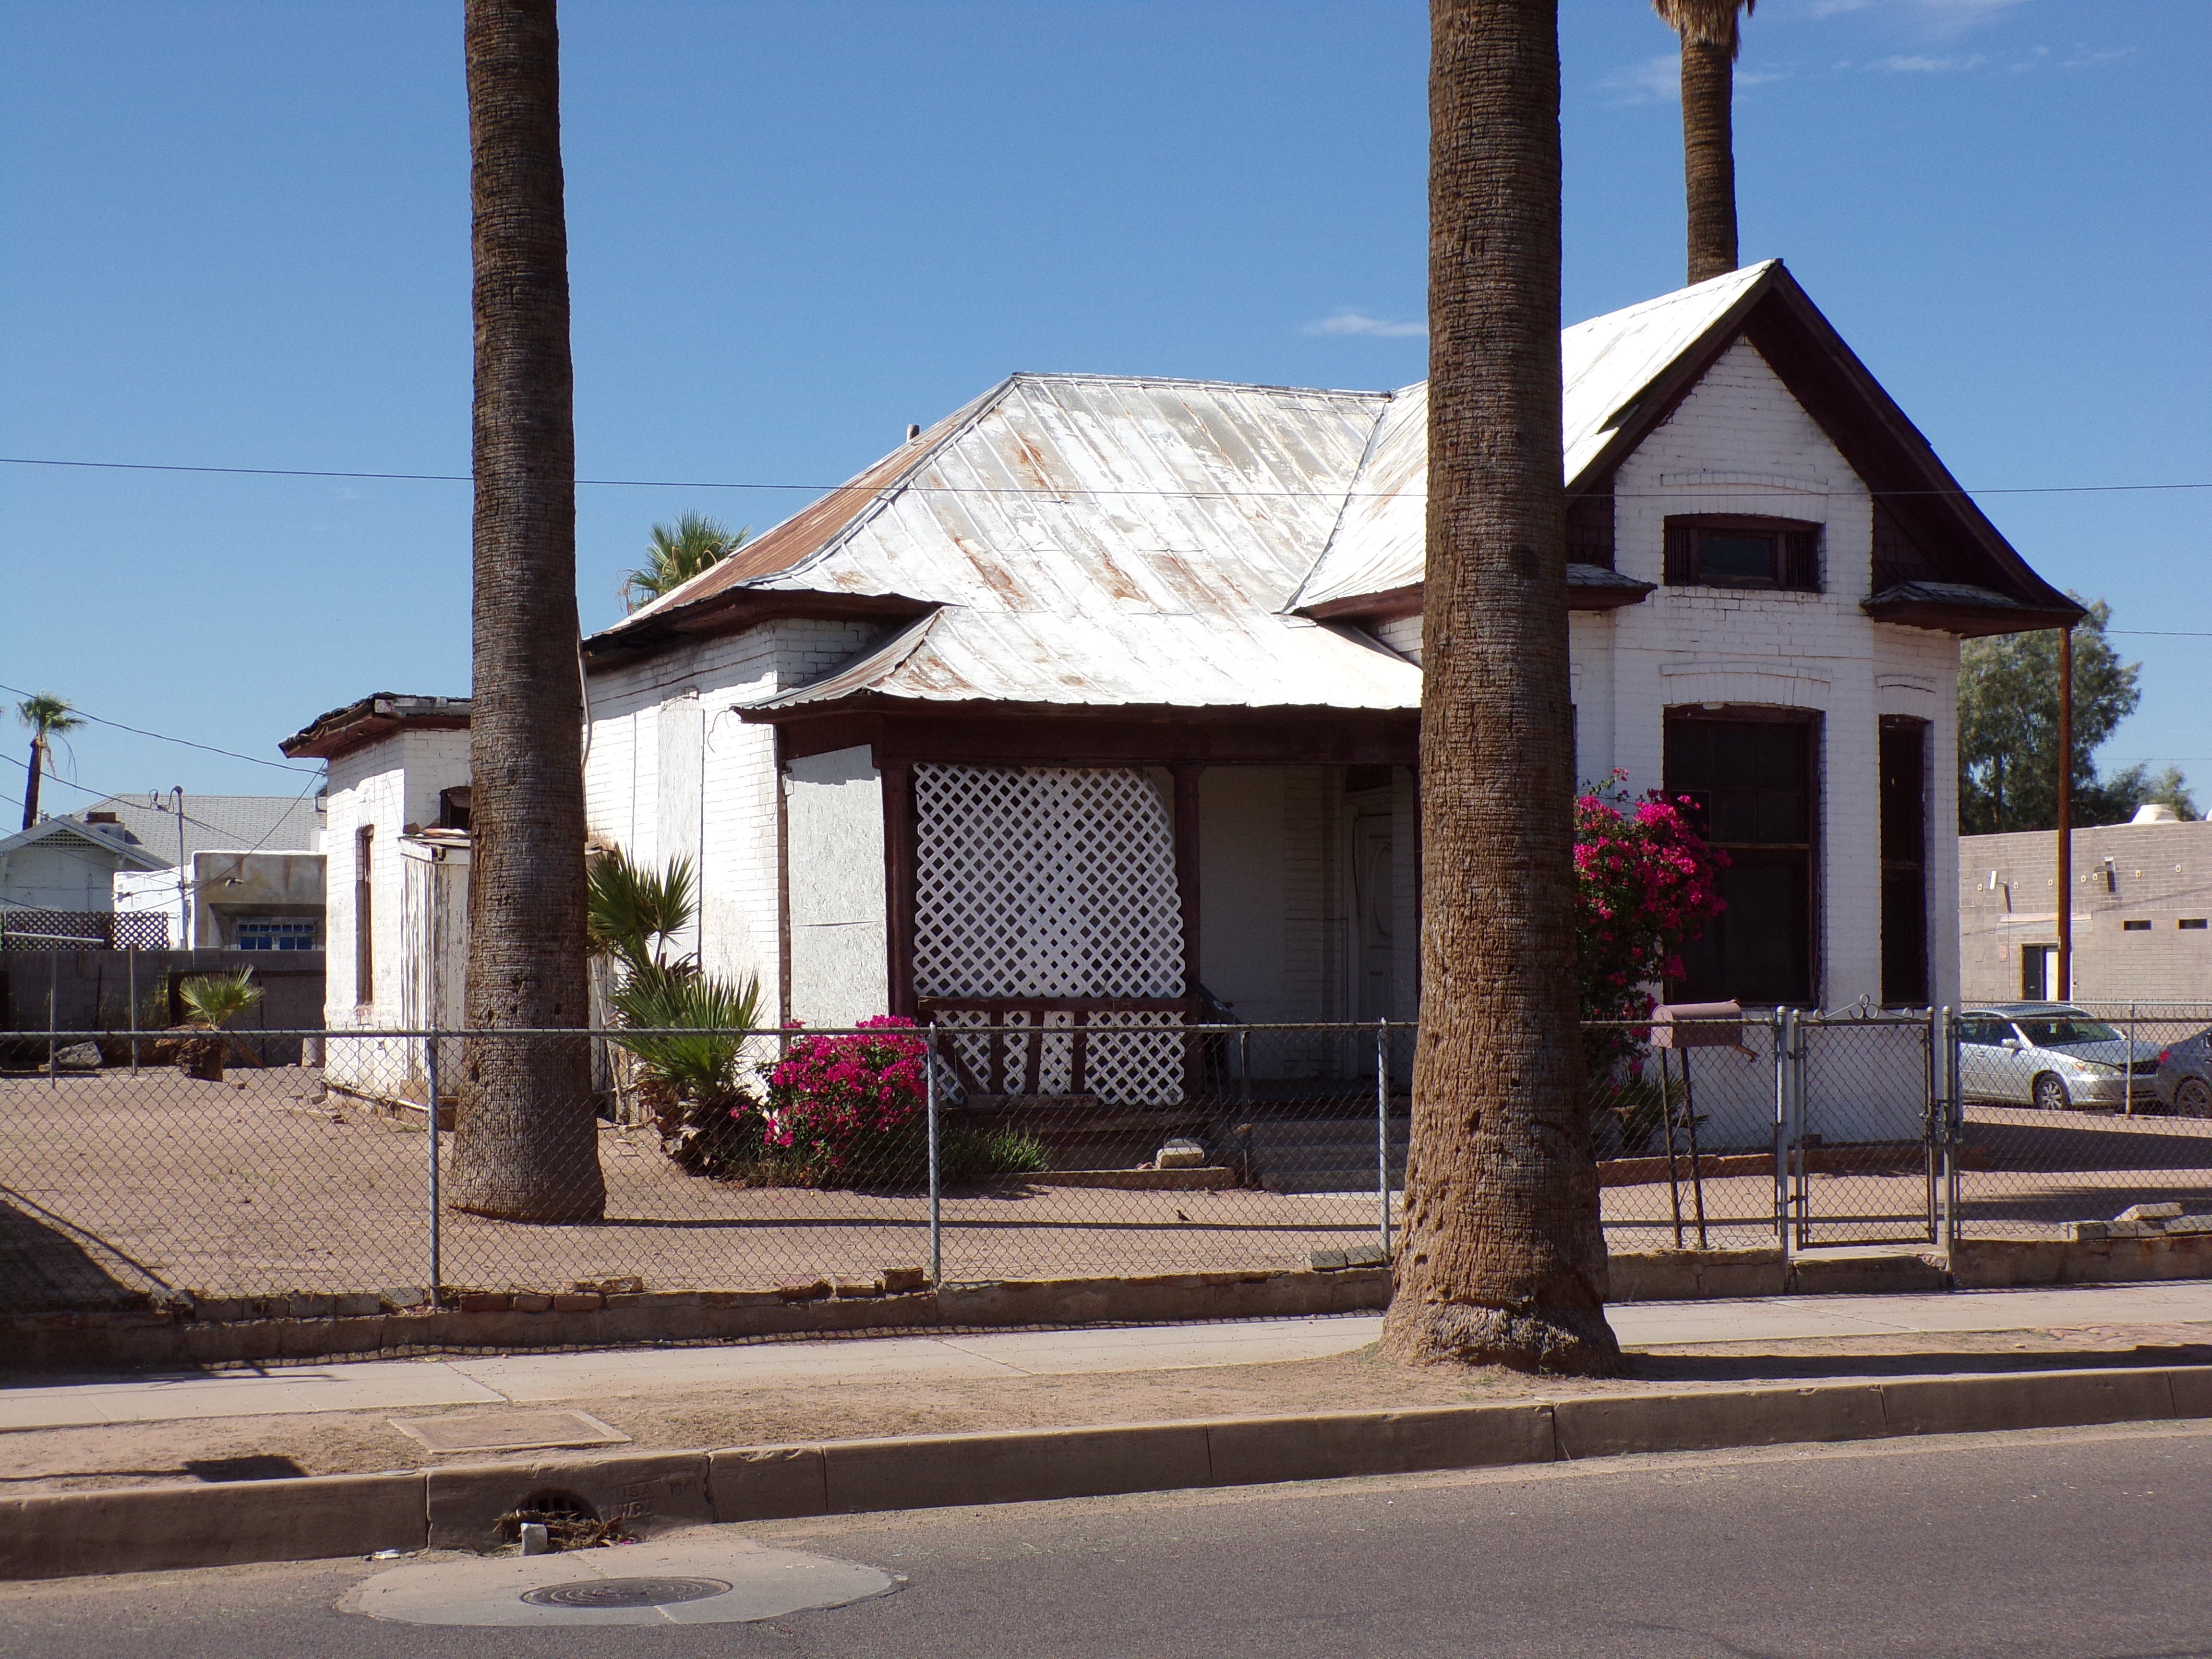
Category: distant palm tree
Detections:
[
  {"x1": 622, "y1": 514, "x2": 751, "y2": 613},
  {"x1": 16, "y1": 693, "x2": 83, "y2": 830},
  {"x1": 453, "y1": 0, "x2": 605, "y2": 1224},
  {"x1": 177, "y1": 969, "x2": 263, "y2": 1082},
  {"x1": 1652, "y1": 0, "x2": 1757, "y2": 283},
  {"x1": 1381, "y1": 0, "x2": 1620, "y2": 1377}
]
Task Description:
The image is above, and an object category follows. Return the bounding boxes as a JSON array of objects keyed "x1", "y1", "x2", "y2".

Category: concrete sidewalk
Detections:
[{"x1": 7, "y1": 1280, "x2": 2210, "y2": 1435}]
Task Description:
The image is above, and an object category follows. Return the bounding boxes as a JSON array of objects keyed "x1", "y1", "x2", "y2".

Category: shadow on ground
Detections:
[{"x1": 0, "y1": 1186, "x2": 172, "y2": 1312}]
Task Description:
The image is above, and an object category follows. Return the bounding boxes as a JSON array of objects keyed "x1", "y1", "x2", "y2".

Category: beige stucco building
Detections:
[{"x1": 1960, "y1": 813, "x2": 2212, "y2": 1004}]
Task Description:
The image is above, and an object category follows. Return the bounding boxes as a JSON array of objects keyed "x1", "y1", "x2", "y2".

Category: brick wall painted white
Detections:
[
  {"x1": 1359, "y1": 338, "x2": 1966, "y2": 1016},
  {"x1": 1606, "y1": 336, "x2": 1944, "y2": 1011},
  {"x1": 321, "y1": 729, "x2": 469, "y2": 1027},
  {"x1": 583, "y1": 617, "x2": 885, "y2": 1018}
]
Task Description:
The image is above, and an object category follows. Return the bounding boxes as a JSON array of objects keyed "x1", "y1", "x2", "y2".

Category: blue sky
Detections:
[{"x1": 2, "y1": 0, "x2": 2205, "y2": 805}]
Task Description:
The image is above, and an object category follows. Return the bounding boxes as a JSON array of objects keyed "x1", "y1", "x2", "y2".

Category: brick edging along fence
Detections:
[{"x1": 13, "y1": 1229, "x2": 2212, "y2": 1372}]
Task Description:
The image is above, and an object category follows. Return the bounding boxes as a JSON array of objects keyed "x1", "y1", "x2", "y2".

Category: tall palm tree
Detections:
[
  {"x1": 16, "y1": 693, "x2": 83, "y2": 830},
  {"x1": 452, "y1": 0, "x2": 605, "y2": 1223},
  {"x1": 622, "y1": 514, "x2": 751, "y2": 613},
  {"x1": 1653, "y1": 0, "x2": 1756, "y2": 284},
  {"x1": 1380, "y1": 0, "x2": 1619, "y2": 1376}
]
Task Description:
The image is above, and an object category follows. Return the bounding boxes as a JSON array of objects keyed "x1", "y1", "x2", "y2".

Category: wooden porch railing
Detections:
[{"x1": 916, "y1": 996, "x2": 1202, "y2": 1103}]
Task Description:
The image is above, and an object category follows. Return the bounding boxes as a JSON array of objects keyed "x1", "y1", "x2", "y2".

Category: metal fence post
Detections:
[
  {"x1": 1778, "y1": 1009, "x2": 1796, "y2": 1256},
  {"x1": 2125, "y1": 999, "x2": 2138, "y2": 1117},
  {"x1": 425, "y1": 1028, "x2": 442, "y2": 1300},
  {"x1": 926, "y1": 1028, "x2": 943, "y2": 1286},
  {"x1": 1772, "y1": 1008, "x2": 1789, "y2": 1259},
  {"x1": 127, "y1": 945, "x2": 140, "y2": 1080},
  {"x1": 1375, "y1": 1017, "x2": 1392, "y2": 1257},
  {"x1": 1936, "y1": 1004, "x2": 1960, "y2": 1267},
  {"x1": 47, "y1": 958, "x2": 59, "y2": 1087}
]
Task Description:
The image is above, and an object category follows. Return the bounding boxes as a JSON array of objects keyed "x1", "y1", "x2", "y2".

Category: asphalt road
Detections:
[{"x1": 3, "y1": 1421, "x2": 2208, "y2": 1659}]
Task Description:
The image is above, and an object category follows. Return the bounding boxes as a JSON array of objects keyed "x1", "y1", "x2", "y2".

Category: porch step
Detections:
[{"x1": 1245, "y1": 1117, "x2": 1407, "y2": 1194}]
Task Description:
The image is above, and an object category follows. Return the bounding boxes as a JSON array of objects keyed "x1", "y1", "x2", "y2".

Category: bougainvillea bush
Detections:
[
  {"x1": 743, "y1": 1016, "x2": 930, "y2": 1185},
  {"x1": 1575, "y1": 770, "x2": 1727, "y2": 1080}
]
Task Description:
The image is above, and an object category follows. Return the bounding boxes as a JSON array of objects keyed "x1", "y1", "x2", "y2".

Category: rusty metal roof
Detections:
[
  {"x1": 1289, "y1": 263, "x2": 1774, "y2": 614},
  {"x1": 591, "y1": 261, "x2": 1908, "y2": 712}
]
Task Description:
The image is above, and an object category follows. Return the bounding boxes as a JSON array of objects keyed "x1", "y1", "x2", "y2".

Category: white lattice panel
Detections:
[
  {"x1": 914, "y1": 764, "x2": 1182, "y2": 999},
  {"x1": 915, "y1": 764, "x2": 1185, "y2": 1104}
]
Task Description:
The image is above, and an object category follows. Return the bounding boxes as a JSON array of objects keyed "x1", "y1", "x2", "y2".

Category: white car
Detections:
[{"x1": 1959, "y1": 1004, "x2": 2164, "y2": 1112}]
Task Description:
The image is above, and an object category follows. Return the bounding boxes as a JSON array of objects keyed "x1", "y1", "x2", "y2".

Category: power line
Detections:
[
  {"x1": 3, "y1": 451, "x2": 2211, "y2": 503},
  {"x1": 0, "y1": 682, "x2": 322, "y2": 776}
]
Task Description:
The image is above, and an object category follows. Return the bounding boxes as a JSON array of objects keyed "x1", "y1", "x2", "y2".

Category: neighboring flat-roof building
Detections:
[{"x1": 1961, "y1": 809, "x2": 2212, "y2": 1004}]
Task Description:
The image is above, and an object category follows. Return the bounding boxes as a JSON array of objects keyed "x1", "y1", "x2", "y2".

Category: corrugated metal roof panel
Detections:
[
  {"x1": 750, "y1": 607, "x2": 1419, "y2": 712},
  {"x1": 593, "y1": 264, "x2": 1831, "y2": 706},
  {"x1": 1292, "y1": 263, "x2": 1774, "y2": 613}
]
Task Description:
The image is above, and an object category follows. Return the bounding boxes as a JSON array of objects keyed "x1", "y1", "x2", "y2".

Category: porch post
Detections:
[
  {"x1": 1170, "y1": 764, "x2": 1203, "y2": 998},
  {"x1": 882, "y1": 757, "x2": 917, "y2": 1017}
]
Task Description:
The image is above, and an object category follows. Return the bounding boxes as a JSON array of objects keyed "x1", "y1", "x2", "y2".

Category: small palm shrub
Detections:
[{"x1": 177, "y1": 971, "x2": 262, "y2": 1082}]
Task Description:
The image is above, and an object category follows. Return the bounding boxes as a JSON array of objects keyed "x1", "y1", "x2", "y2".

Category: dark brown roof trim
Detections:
[
  {"x1": 1299, "y1": 564, "x2": 1653, "y2": 626},
  {"x1": 582, "y1": 588, "x2": 932, "y2": 663},
  {"x1": 279, "y1": 694, "x2": 470, "y2": 761},
  {"x1": 1863, "y1": 582, "x2": 2080, "y2": 639}
]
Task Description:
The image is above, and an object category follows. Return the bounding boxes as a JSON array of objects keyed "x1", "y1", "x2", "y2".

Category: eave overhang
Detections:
[
  {"x1": 582, "y1": 588, "x2": 934, "y2": 664},
  {"x1": 1863, "y1": 582, "x2": 2083, "y2": 639},
  {"x1": 1298, "y1": 564, "x2": 1655, "y2": 625},
  {"x1": 279, "y1": 694, "x2": 470, "y2": 762}
]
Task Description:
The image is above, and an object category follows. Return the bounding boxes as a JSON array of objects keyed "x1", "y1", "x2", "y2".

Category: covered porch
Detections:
[{"x1": 761, "y1": 705, "x2": 1421, "y2": 1130}]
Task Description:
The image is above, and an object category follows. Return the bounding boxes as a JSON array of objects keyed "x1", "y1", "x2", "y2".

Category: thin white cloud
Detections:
[
  {"x1": 1869, "y1": 50, "x2": 1987, "y2": 71},
  {"x1": 1807, "y1": 0, "x2": 2026, "y2": 39},
  {"x1": 1303, "y1": 312, "x2": 1426, "y2": 339},
  {"x1": 1600, "y1": 52, "x2": 1681, "y2": 105}
]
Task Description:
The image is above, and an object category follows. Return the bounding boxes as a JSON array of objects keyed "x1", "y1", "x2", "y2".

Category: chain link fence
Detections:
[{"x1": 5, "y1": 1010, "x2": 2210, "y2": 1312}]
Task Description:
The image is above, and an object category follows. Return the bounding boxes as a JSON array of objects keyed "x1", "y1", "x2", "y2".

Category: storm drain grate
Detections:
[{"x1": 518, "y1": 1578, "x2": 732, "y2": 1609}]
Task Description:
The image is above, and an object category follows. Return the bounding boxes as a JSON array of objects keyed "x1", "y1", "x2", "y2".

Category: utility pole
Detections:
[{"x1": 2055, "y1": 625, "x2": 2073, "y2": 1000}]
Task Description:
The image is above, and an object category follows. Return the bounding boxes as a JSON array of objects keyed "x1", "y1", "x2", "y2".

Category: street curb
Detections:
[{"x1": 6, "y1": 1364, "x2": 2208, "y2": 1583}]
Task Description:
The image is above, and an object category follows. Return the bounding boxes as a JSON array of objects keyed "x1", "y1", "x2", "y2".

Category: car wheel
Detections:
[
  {"x1": 2176, "y1": 1078, "x2": 2212, "y2": 1118},
  {"x1": 2032, "y1": 1072, "x2": 2071, "y2": 1112}
]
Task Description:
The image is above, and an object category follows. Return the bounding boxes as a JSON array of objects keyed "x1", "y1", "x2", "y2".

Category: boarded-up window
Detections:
[
  {"x1": 1879, "y1": 717, "x2": 1929, "y2": 1006},
  {"x1": 1665, "y1": 710, "x2": 1818, "y2": 1007},
  {"x1": 354, "y1": 825, "x2": 375, "y2": 1008}
]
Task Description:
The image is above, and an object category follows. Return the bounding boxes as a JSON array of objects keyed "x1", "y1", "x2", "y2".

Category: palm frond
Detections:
[
  {"x1": 16, "y1": 693, "x2": 84, "y2": 738},
  {"x1": 609, "y1": 971, "x2": 763, "y2": 1095},
  {"x1": 179, "y1": 970, "x2": 262, "y2": 1029},
  {"x1": 620, "y1": 514, "x2": 752, "y2": 612},
  {"x1": 1651, "y1": 0, "x2": 1755, "y2": 55},
  {"x1": 586, "y1": 850, "x2": 697, "y2": 976}
]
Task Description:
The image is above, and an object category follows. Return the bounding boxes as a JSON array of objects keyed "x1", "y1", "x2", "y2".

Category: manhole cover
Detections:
[{"x1": 518, "y1": 1577, "x2": 731, "y2": 1609}]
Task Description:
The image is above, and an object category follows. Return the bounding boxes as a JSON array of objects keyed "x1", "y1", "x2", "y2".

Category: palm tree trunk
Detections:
[
  {"x1": 1380, "y1": 0, "x2": 1619, "y2": 1376},
  {"x1": 452, "y1": 0, "x2": 604, "y2": 1223},
  {"x1": 1680, "y1": 37, "x2": 1737, "y2": 283},
  {"x1": 21, "y1": 739, "x2": 40, "y2": 830}
]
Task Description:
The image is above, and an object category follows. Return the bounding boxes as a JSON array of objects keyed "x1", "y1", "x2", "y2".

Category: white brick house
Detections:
[
  {"x1": 583, "y1": 261, "x2": 2070, "y2": 1058},
  {"x1": 281, "y1": 694, "x2": 471, "y2": 1099},
  {"x1": 292, "y1": 264, "x2": 2075, "y2": 1128}
]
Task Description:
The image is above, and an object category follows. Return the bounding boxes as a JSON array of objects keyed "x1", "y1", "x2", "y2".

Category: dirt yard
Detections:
[{"x1": 4, "y1": 1067, "x2": 2208, "y2": 1305}]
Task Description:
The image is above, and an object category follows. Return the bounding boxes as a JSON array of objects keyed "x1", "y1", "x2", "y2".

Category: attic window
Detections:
[
  {"x1": 2182, "y1": 919, "x2": 2208, "y2": 930},
  {"x1": 1664, "y1": 516, "x2": 1821, "y2": 593},
  {"x1": 2122, "y1": 920, "x2": 2151, "y2": 932}
]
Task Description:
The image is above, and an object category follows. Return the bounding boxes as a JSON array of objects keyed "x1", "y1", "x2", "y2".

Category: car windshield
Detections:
[{"x1": 2015, "y1": 1018, "x2": 2122, "y2": 1046}]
